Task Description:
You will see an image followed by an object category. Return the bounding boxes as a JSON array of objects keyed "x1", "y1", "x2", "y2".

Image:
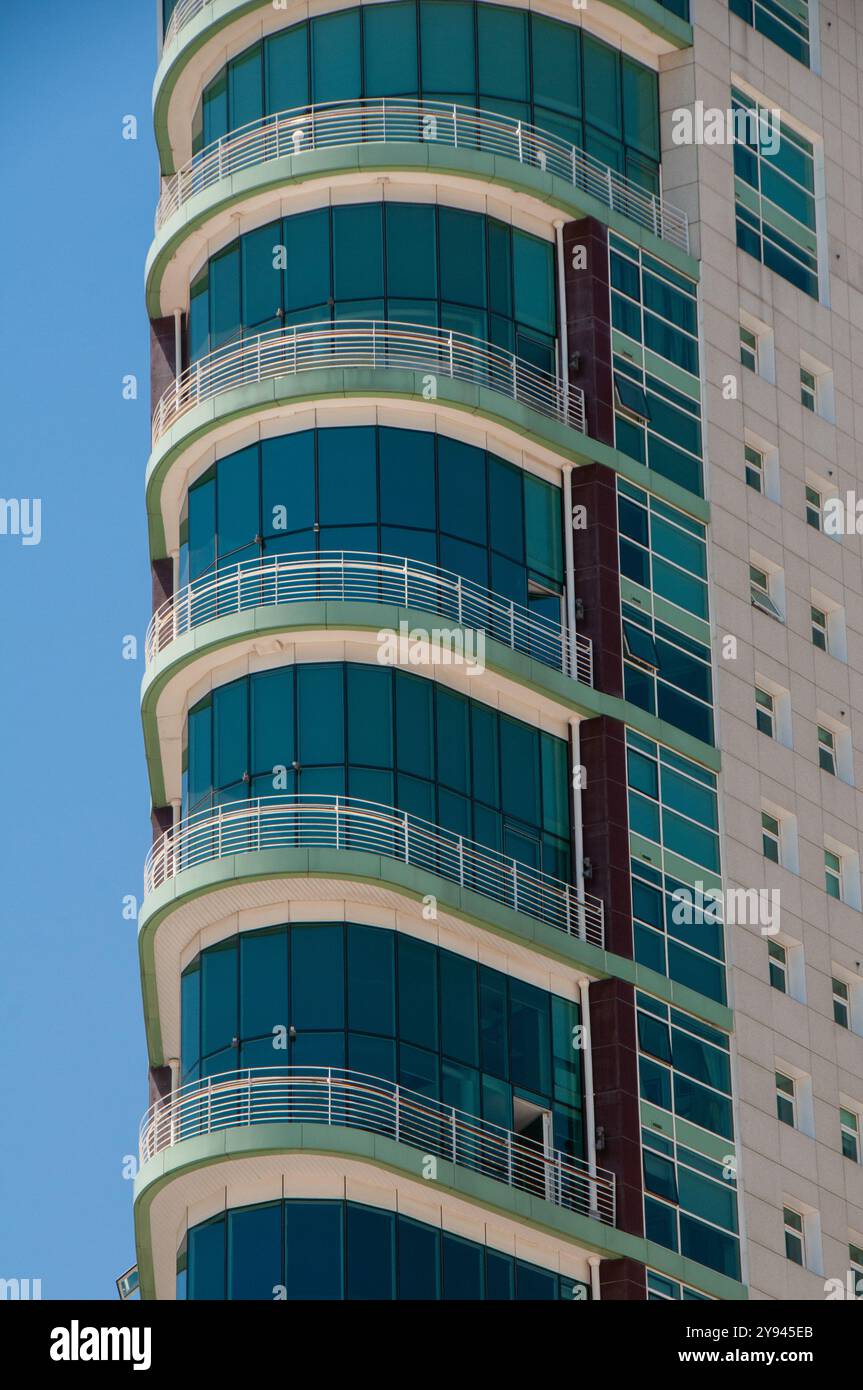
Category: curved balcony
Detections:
[
  {"x1": 145, "y1": 795, "x2": 605, "y2": 948},
  {"x1": 153, "y1": 320, "x2": 585, "y2": 446},
  {"x1": 139, "y1": 1065, "x2": 616, "y2": 1227},
  {"x1": 145, "y1": 551, "x2": 593, "y2": 685},
  {"x1": 155, "y1": 98, "x2": 689, "y2": 254}
]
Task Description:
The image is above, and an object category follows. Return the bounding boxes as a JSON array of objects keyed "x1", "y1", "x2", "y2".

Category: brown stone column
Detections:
[
  {"x1": 562, "y1": 217, "x2": 614, "y2": 447},
  {"x1": 590, "y1": 977, "x2": 643, "y2": 1241},
  {"x1": 150, "y1": 314, "x2": 178, "y2": 418},
  {"x1": 570, "y1": 462, "x2": 623, "y2": 698},
  {"x1": 600, "y1": 1256, "x2": 647, "y2": 1301},
  {"x1": 579, "y1": 715, "x2": 631, "y2": 958}
]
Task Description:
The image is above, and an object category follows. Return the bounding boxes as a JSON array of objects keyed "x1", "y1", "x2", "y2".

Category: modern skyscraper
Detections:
[{"x1": 132, "y1": 0, "x2": 862, "y2": 1303}]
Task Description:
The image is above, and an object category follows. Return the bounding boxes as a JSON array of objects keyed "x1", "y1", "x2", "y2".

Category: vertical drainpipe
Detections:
[
  {"x1": 570, "y1": 716, "x2": 586, "y2": 910},
  {"x1": 588, "y1": 1255, "x2": 601, "y2": 1301},
  {"x1": 173, "y1": 308, "x2": 183, "y2": 380},
  {"x1": 577, "y1": 975, "x2": 598, "y2": 1217}
]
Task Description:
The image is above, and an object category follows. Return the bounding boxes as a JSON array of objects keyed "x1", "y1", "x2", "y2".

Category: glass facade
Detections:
[
  {"x1": 182, "y1": 1199, "x2": 589, "y2": 1300},
  {"x1": 180, "y1": 427, "x2": 563, "y2": 620},
  {"x1": 637, "y1": 993, "x2": 740, "y2": 1280},
  {"x1": 185, "y1": 664, "x2": 572, "y2": 879},
  {"x1": 617, "y1": 480, "x2": 712, "y2": 746},
  {"x1": 188, "y1": 202, "x2": 557, "y2": 372},
  {"x1": 626, "y1": 730, "x2": 724, "y2": 1004},
  {"x1": 610, "y1": 233, "x2": 703, "y2": 497},
  {"x1": 180, "y1": 922, "x2": 584, "y2": 1153},
  {"x1": 729, "y1": 0, "x2": 810, "y2": 67},
  {"x1": 732, "y1": 87, "x2": 818, "y2": 299},
  {"x1": 193, "y1": 3, "x2": 661, "y2": 191}
]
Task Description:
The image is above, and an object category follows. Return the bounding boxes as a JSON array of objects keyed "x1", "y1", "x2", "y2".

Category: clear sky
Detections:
[{"x1": 0, "y1": 0, "x2": 157, "y2": 1297}]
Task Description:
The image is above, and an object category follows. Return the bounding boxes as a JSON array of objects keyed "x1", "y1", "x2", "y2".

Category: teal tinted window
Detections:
[
  {"x1": 732, "y1": 87, "x2": 818, "y2": 297},
  {"x1": 185, "y1": 1201, "x2": 588, "y2": 1300},
  {"x1": 183, "y1": 923, "x2": 581, "y2": 1142},
  {"x1": 729, "y1": 0, "x2": 810, "y2": 68},
  {"x1": 311, "y1": 9, "x2": 361, "y2": 102},
  {"x1": 190, "y1": 203, "x2": 553, "y2": 371},
  {"x1": 196, "y1": 4, "x2": 659, "y2": 192},
  {"x1": 364, "y1": 1, "x2": 418, "y2": 96},
  {"x1": 611, "y1": 236, "x2": 702, "y2": 498}
]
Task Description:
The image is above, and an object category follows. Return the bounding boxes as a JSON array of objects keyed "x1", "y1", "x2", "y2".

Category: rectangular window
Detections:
[
  {"x1": 750, "y1": 564, "x2": 782, "y2": 620},
  {"x1": 768, "y1": 941, "x2": 787, "y2": 993},
  {"x1": 740, "y1": 323, "x2": 758, "y2": 372},
  {"x1": 732, "y1": 87, "x2": 818, "y2": 298},
  {"x1": 850, "y1": 1243, "x2": 863, "y2": 1278},
  {"x1": 762, "y1": 812, "x2": 781, "y2": 863},
  {"x1": 755, "y1": 687, "x2": 775, "y2": 737},
  {"x1": 817, "y1": 726, "x2": 836, "y2": 775},
  {"x1": 811, "y1": 605, "x2": 828, "y2": 651},
  {"x1": 825, "y1": 850, "x2": 842, "y2": 900},
  {"x1": 841, "y1": 1108, "x2": 860, "y2": 1163},
  {"x1": 833, "y1": 978, "x2": 850, "y2": 1029},
  {"x1": 800, "y1": 366, "x2": 817, "y2": 410},
  {"x1": 784, "y1": 1206, "x2": 805, "y2": 1265},
  {"x1": 776, "y1": 1071, "x2": 796, "y2": 1127},
  {"x1": 805, "y1": 485, "x2": 822, "y2": 530},
  {"x1": 729, "y1": 0, "x2": 811, "y2": 68},
  {"x1": 745, "y1": 444, "x2": 764, "y2": 492}
]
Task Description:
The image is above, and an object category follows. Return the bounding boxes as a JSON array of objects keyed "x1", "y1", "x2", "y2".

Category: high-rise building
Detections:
[{"x1": 131, "y1": 0, "x2": 862, "y2": 1302}]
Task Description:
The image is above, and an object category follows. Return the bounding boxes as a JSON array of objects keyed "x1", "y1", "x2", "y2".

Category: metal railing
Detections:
[
  {"x1": 163, "y1": 0, "x2": 211, "y2": 47},
  {"x1": 155, "y1": 97, "x2": 689, "y2": 253},
  {"x1": 139, "y1": 1065, "x2": 616, "y2": 1226},
  {"x1": 145, "y1": 795, "x2": 605, "y2": 948},
  {"x1": 145, "y1": 551, "x2": 593, "y2": 685},
  {"x1": 152, "y1": 319, "x2": 585, "y2": 444}
]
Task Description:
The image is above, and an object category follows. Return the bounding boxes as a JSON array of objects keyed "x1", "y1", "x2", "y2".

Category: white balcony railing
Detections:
[
  {"x1": 152, "y1": 320, "x2": 585, "y2": 445},
  {"x1": 139, "y1": 1065, "x2": 616, "y2": 1227},
  {"x1": 145, "y1": 551, "x2": 593, "y2": 685},
  {"x1": 155, "y1": 98, "x2": 689, "y2": 254},
  {"x1": 145, "y1": 795, "x2": 605, "y2": 948}
]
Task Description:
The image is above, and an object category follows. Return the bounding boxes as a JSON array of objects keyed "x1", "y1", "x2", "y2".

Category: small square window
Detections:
[
  {"x1": 750, "y1": 564, "x2": 783, "y2": 620},
  {"x1": 805, "y1": 485, "x2": 822, "y2": 530},
  {"x1": 623, "y1": 621, "x2": 659, "y2": 668},
  {"x1": 800, "y1": 367, "x2": 817, "y2": 412},
  {"x1": 825, "y1": 850, "x2": 842, "y2": 900},
  {"x1": 784, "y1": 1207, "x2": 804, "y2": 1265},
  {"x1": 740, "y1": 324, "x2": 758, "y2": 372},
  {"x1": 833, "y1": 978, "x2": 850, "y2": 1029},
  {"x1": 755, "y1": 686, "x2": 775, "y2": 737},
  {"x1": 840, "y1": 1108, "x2": 860, "y2": 1164},
  {"x1": 745, "y1": 444, "x2": 764, "y2": 493},
  {"x1": 776, "y1": 1071, "x2": 796, "y2": 1127},
  {"x1": 768, "y1": 941, "x2": 787, "y2": 993},
  {"x1": 811, "y1": 606, "x2": 828, "y2": 651},
  {"x1": 762, "y1": 812, "x2": 781, "y2": 863},
  {"x1": 817, "y1": 726, "x2": 836, "y2": 775}
]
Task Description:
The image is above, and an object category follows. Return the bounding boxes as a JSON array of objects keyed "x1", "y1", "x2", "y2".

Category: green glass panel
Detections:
[
  {"x1": 420, "y1": 0, "x2": 475, "y2": 95},
  {"x1": 311, "y1": 10, "x2": 361, "y2": 103},
  {"x1": 385, "y1": 204, "x2": 437, "y2": 299},
  {"x1": 284, "y1": 209, "x2": 330, "y2": 313},
  {"x1": 364, "y1": 1, "x2": 418, "y2": 96},
  {"x1": 266, "y1": 25, "x2": 309, "y2": 113},
  {"x1": 477, "y1": 5, "x2": 528, "y2": 101},
  {"x1": 531, "y1": 14, "x2": 580, "y2": 118},
  {"x1": 228, "y1": 44, "x2": 263, "y2": 130},
  {"x1": 439, "y1": 207, "x2": 486, "y2": 308},
  {"x1": 513, "y1": 230, "x2": 555, "y2": 336},
  {"x1": 333, "y1": 205, "x2": 384, "y2": 302}
]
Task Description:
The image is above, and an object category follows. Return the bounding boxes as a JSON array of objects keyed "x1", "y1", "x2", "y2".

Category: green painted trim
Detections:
[
  {"x1": 145, "y1": 370, "x2": 710, "y2": 561},
  {"x1": 132, "y1": 1124, "x2": 744, "y2": 1301},
  {"x1": 154, "y1": 1, "x2": 693, "y2": 177},
  {"x1": 137, "y1": 844, "x2": 733, "y2": 1066},
  {"x1": 140, "y1": 600, "x2": 720, "y2": 806},
  {"x1": 146, "y1": 145, "x2": 698, "y2": 320}
]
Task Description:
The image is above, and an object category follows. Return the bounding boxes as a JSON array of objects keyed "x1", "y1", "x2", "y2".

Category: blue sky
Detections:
[{"x1": 0, "y1": 0, "x2": 157, "y2": 1296}]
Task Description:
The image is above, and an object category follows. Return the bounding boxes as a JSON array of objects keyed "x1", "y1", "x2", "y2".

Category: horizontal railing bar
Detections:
[
  {"x1": 152, "y1": 319, "x2": 585, "y2": 444},
  {"x1": 144, "y1": 551, "x2": 593, "y2": 686},
  {"x1": 138, "y1": 1066, "x2": 615, "y2": 1226},
  {"x1": 154, "y1": 97, "x2": 688, "y2": 254},
  {"x1": 144, "y1": 794, "x2": 604, "y2": 948}
]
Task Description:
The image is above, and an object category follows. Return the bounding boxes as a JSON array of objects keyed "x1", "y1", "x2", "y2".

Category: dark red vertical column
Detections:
[
  {"x1": 570, "y1": 463, "x2": 622, "y2": 698},
  {"x1": 579, "y1": 715, "x2": 631, "y2": 956},
  {"x1": 563, "y1": 217, "x2": 614, "y2": 447},
  {"x1": 591, "y1": 977, "x2": 644, "y2": 1245},
  {"x1": 150, "y1": 315, "x2": 178, "y2": 417}
]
